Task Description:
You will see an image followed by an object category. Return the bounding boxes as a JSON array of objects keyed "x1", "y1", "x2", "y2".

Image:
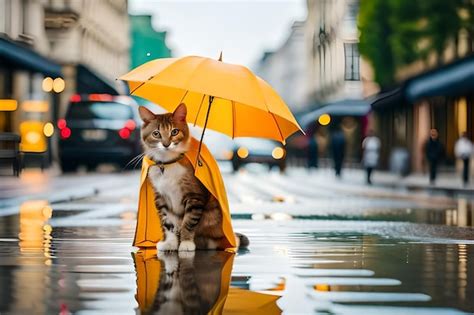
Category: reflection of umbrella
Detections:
[
  {"x1": 132, "y1": 250, "x2": 281, "y2": 314},
  {"x1": 223, "y1": 288, "x2": 282, "y2": 315},
  {"x1": 119, "y1": 55, "x2": 302, "y2": 147}
]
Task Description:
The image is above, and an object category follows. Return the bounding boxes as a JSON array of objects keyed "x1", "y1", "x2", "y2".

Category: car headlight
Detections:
[
  {"x1": 237, "y1": 147, "x2": 249, "y2": 159},
  {"x1": 272, "y1": 147, "x2": 285, "y2": 160}
]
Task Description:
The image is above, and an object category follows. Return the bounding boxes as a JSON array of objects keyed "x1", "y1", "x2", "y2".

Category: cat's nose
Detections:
[{"x1": 163, "y1": 143, "x2": 170, "y2": 148}]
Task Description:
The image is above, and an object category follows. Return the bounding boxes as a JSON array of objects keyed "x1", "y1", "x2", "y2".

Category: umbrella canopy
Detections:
[{"x1": 119, "y1": 55, "x2": 302, "y2": 143}]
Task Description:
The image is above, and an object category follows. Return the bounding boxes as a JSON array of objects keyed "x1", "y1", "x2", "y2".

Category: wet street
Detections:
[{"x1": 0, "y1": 166, "x2": 473, "y2": 314}]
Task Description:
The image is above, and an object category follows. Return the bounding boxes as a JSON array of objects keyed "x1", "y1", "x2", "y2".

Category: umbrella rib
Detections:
[
  {"x1": 130, "y1": 76, "x2": 153, "y2": 94},
  {"x1": 177, "y1": 89, "x2": 189, "y2": 109},
  {"x1": 232, "y1": 100, "x2": 236, "y2": 139},
  {"x1": 193, "y1": 94, "x2": 207, "y2": 126},
  {"x1": 270, "y1": 112, "x2": 285, "y2": 143}
]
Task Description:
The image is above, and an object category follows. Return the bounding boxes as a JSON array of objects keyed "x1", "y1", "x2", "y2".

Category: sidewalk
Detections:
[
  {"x1": 0, "y1": 167, "x2": 140, "y2": 211},
  {"x1": 335, "y1": 168, "x2": 474, "y2": 196}
]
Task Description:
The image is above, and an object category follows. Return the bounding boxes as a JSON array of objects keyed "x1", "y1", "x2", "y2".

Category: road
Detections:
[{"x1": 0, "y1": 165, "x2": 473, "y2": 314}]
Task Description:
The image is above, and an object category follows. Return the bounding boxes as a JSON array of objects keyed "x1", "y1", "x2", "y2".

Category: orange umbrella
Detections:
[{"x1": 119, "y1": 55, "x2": 303, "y2": 145}]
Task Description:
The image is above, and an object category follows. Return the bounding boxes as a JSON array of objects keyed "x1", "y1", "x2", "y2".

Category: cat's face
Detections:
[{"x1": 139, "y1": 103, "x2": 190, "y2": 161}]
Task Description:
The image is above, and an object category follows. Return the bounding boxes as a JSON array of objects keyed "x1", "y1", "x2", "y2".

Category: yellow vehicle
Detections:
[{"x1": 19, "y1": 100, "x2": 54, "y2": 168}]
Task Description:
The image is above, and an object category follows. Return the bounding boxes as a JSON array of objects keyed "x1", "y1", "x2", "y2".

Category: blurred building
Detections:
[
  {"x1": 0, "y1": 0, "x2": 61, "y2": 133},
  {"x1": 305, "y1": 0, "x2": 362, "y2": 103},
  {"x1": 296, "y1": 0, "x2": 378, "y2": 164},
  {"x1": 0, "y1": 0, "x2": 130, "y2": 167},
  {"x1": 45, "y1": 0, "x2": 130, "y2": 117},
  {"x1": 255, "y1": 21, "x2": 307, "y2": 112},
  {"x1": 130, "y1": 15, "x2": 172, "y2": 70},
  {"x1": 371, "y1": 34, "x2": 474, "y2": 172}
]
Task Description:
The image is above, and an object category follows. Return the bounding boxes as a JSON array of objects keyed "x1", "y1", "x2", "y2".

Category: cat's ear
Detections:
[
  {"x1": 173, "y1": 103, "x2": 187, "y2": 123},
  {"x1": 138, "y1": 106, "x2": 155, "y2": 123}
]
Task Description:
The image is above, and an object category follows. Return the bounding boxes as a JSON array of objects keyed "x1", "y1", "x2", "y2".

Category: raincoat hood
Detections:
[{"x1": 134, "y1": 137, "x2": 236, "y2": 251}]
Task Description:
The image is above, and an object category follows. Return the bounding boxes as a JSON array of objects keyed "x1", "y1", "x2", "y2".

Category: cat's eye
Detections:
[
  {"x1": 152, "y1": 130, "x2": 161, "y2": 138},
  {"x1": 171, "y1": 128, "x2": 179, "y2": 136}
]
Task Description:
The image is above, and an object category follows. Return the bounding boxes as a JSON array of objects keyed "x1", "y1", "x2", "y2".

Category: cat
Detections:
[
  {"x1": 138, "y1": 103, "x2": 249, "y2": 251},
  {"x1": 148, "y1": 251, "x2": 229, "y2": 315}
]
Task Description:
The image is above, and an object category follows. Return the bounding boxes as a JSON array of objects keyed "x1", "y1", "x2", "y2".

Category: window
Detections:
[
  {"x1": 66, "y1": 102, "x2": 133, "y2": 120},
  {"x1": 344, "y1": 43, "x2": 360, "y2": 81}
]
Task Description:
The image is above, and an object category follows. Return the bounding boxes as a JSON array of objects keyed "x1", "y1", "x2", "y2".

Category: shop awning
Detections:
[
  {"x1": 76, "y1": 64, "x2": 119, "y2": 95},
  {"x1": 0, "y1": 37, "x2": 62, "y2": 77},
  {"x1": 371, "y1": 55, "x2": 474, "y2": 110},
  {"x1": 406, "y1": 55, "x2": 474, "y2": 101},
  {"x1": 370, "y1": 87, "x2": 405, "y2": 110},
  {"x1": 299, "y1": 99, "x2": 370, "y2": 128}
]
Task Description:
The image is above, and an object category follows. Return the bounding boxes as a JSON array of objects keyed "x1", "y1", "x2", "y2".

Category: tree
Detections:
[
  {"x1": 358, "y1": 0, "x2": 396, "y2": 87},
  {"x1": 358, "y1": 0, "x2": 470, "y2": 87}
]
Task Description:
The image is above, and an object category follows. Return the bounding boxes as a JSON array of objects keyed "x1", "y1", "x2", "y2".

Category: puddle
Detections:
[
  {"x1": 0, "y1": 200, "x2": 472, "y2": 314},
  {"x1": 237, "y1": 198, "x2": 474, "y2": 228}
]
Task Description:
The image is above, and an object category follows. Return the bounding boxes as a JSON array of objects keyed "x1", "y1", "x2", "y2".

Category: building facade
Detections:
[
  {"x1": 0, "y1": 0, "x2": 130, "y2": 166},
  {"x1": 305, "y1": 0, "x2": 367, "y2": 105},
  {"x1": 44, "y1": 0, "x2": 130, "y2": 116},
  {"x1": 371, "y1": 30, "x2": 474, "y2": 173},
  {"x1": 255, "y1": 21, "x2": 307, "y2": 112},
  {"x1": 0, "y1": 0, "x2": 61, "y2": 134}
]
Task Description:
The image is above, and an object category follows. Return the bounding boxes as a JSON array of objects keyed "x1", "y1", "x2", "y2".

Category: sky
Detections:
[{"x1": 129, "y1": 0, "x2": 307, "y2": 69}]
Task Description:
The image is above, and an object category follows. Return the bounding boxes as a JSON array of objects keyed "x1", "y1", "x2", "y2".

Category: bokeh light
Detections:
[
  {"x1": 237, "y1": 147, "x2": 249, "y2": 159},
  {"x1": 318, "y1": 114, "x2": 331, "y2": 126},
  {"x1": 53, "y1": 78, "x2": 65, "y2": 93},
  {"x1": 43, "y1": 122, "x2": 54, "y2": 137},
  {"x1": 42, "y1": 77, "x2": 53, "y2": 92}
]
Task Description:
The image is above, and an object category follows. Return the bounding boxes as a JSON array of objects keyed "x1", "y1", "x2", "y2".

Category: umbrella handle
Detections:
[{"x1": 196, "y1": 95, "x2": 214, "y2": 167}]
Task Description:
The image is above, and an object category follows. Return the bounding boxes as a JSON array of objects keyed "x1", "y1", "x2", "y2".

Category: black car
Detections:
[
  {"x1": 232, "y1": 138, "x2": 286, "y2": 172},
  {"x1": 58, "y1": 94, "x2": 141, "y2": 172}
]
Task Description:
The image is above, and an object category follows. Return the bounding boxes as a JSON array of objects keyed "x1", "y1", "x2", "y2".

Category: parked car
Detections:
[
  {"x1": 191, "y1": 128, "x2": 235, "y2": 162},
  {"x1": 231, "y1": 138, "x2": 286, "y2": 172},
  {"x1": 58, "y1": 94, "x2": 141, "y2": 172}
]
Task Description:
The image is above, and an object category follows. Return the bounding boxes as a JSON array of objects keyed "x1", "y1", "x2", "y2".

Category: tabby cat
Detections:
[
  {"x1": 149, "y1": 251, "x2": 228, "y2": 314},
  {"x1": 139, "y1": 103, "x2": 248, "y2": 251}
]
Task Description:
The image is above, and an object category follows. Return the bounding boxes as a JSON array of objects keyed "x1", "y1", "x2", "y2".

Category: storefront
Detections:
[{"x1": 371, "y1": 55, "x2": 474, "y2": 173}]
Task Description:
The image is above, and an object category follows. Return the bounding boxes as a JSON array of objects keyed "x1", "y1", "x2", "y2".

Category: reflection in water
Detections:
[
  {"x1": 18, "y1": 200, "x2": 52, "y2": 257},
  {"x1": 132, "y1": 250, "x2": 281, "y2": 315},
  {"x1": 248, "y1": 199, "x2": 474, "y2": 228},
  {"x1": 8, "y1": 200, "x2": 54, "y2": 315}
]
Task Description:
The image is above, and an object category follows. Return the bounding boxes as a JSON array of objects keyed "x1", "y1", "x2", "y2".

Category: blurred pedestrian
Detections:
[
  {"x1": 307, "y1": 134, "x2": 319, "y2": 169},
  {"x1": 425, "y1": 128, "x2": 444, "y2": 184},
  {"x1": 362, "y1": 130, "x2": 381, "y2": 184},
  {"x1": 330, "y1": 129, "x2": 345, "y2": 178},
  {"x1": 454, "y1": 132, "x2": 472, "y2": 186}
]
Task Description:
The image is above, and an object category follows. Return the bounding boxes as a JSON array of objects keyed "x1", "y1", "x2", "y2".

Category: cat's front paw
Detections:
[
  {"x1": 178, "y1": 240, "x2": 196, "y2": 252},
  {"x1": 157, "y1": 238, "x2": 178, "y2": 251},
  {"x1": 157, "y1": 252, "x2": 179, "y2": 274}
]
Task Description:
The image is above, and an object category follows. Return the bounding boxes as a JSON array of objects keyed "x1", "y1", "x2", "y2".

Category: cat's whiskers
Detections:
[
  {"x1": 132, "y1": 153, "x2": 145, "y2": 169},
  {"x1": 122, "y1": 152, "x2": 145, "y2": 171}
]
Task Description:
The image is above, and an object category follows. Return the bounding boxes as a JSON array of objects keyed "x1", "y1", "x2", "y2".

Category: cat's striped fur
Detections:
[{"x1": 139, "y1": 103, "x2": 249, "y2": 251}]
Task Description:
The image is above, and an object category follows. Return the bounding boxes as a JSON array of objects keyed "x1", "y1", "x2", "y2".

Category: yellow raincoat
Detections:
[
  {"x1": 132, "y1": 249, "x2": 282, "y2": 314},
  {"x1": 133, "y1": 137, "x2": 236, "y2": 251}
]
